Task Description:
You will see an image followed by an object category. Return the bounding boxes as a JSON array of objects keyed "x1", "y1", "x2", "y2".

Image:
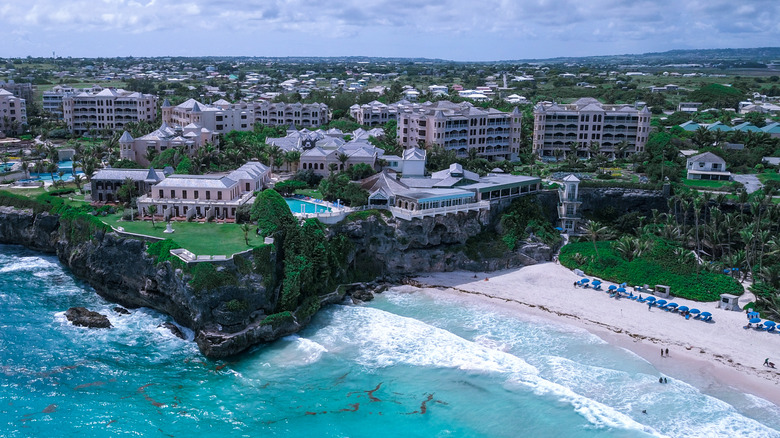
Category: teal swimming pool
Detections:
[{"x1": 285, "y1": 198, "x2": 332, "y2": 214}]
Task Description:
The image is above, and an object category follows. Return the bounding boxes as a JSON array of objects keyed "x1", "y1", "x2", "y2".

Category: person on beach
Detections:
[
  {"x1": 664, "y1": 377, "x2": 668, "y2": 384},
  {"x1": 765, "y1": 358, "x2": 770, "y2": 367},
  {"x1": 665, "y1": 348, "x2": 669, "y2": 357},
  {"x1": 659, "y1": 377, "x2": 663, "y2": 383},
  {"x1": 661, "y1": 349, "x2": 664, "y2": 357},
  {"x1": 648, "y1": 302, "x2": 652, "y2": 311}
]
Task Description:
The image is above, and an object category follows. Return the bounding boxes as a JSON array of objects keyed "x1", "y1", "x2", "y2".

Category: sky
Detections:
[{"x1": 1, "y1": 0, "x2": 779, "y2": 61}]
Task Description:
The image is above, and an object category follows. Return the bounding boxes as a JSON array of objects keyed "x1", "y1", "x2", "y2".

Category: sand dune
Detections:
[{"x1": 413, "y1": 262, "x2": 780, "y2": 405}]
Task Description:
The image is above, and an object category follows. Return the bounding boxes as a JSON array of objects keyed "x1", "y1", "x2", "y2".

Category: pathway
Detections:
[{"x1": 732, "y1": 174, "x2": 763, "y2": 194}]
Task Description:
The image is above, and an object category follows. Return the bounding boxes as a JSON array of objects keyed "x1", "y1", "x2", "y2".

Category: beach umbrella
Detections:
[
  {"x1": 581, "y1": 279, "x2": 590, "y2": 283},
  {"x1": 645, "y1": 296, "x2": 656, "y2": 302},
  {"x1": 608, "y1": 285, "x2": 617, "y2": 290},
  {"x1": 678, "y1": 306, "x2": 689, "y2": 312},
  {"x1": 656, "y1": 299, "x2": 667, "y2": 306},
  {"x1": 617, "y1": 287, "x2": 626, "y2": 293},
  {"x1": 667, "y1": 303, "x2": 678, "y2": 308},
  {"x1": 749, "y1": 318, "x2": 762, "y2": 324},
  {"x1": 555, "y1": 227, "x2": 564, "y2": 231},
  {"x1": 764, "y1": 321, "x2": 776, "y2": 327},
  {"x1": 592, "y1": 280, "x2": 602, "y2": 286},
  {"x1": 701, "y1": 312, "x2": 712, "y2": 317},
  {"x1": 689, "y1": 309, "x2": 700, "y2": 314}
]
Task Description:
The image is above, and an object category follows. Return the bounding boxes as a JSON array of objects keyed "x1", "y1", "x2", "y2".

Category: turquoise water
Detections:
[
  {"x1": 1, "y1": 244, "x2": 779, "y2": 437},
  {"x1": 285, "y1": 198, "x2": 332, "y2": 214}
]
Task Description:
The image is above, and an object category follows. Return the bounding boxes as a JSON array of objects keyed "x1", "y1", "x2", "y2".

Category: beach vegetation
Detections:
[
  {"x1": 260, "y1": 311, "x2": 294, "y2": 328},
  {"x1": 189, "y1": 262, "x2": 238, "y2": 293},
  {"x1": 499, "y1": 196, "x2": 562, "y2": 249}
]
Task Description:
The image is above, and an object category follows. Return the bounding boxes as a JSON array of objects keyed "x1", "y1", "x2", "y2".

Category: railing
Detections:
[
  {"x1": 386, "y1": 200, "x2": 490, "y2": 221},
  {"x1": 169, "y1": 247, "x2": 255, "y2": 264}
]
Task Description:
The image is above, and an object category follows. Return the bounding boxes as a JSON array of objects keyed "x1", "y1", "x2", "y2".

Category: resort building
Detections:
[
  {"x1": 380, "y1": 147, "x2": 426, "y2": 177},
  {"x1": 162, "y1": 98, "x2": 255, "y2": 135},
  {"x1": 119, "y1": 122, "x2": 216, "y2": 166},
  {"x1": 42, "y1": 85, "x2": 77, "y2": 119},
  {"x1": 266, "y1": 127, "x2": 388, "y2": 176},
  {"x1": 349, "y1": 100, "x2": 404, "y2": 126},
  {"x1": 396, "y1": 101, "x2": 522, "y2": 161},
  {"x1": 63, "y1": 87, "x2": 158, "y2": 136},
  {"x1": 557, "y1": 174, "x2": 582, "y2": 234},
  {"x1": 0, "y1": 81, "x2": 33, "y2": 101},
  {"x1": 686, "y1": 152, "x2": 732, "y2": 181},
  {"x1": 0, "y1": 89, "x2": 27, "y2": 135},
  {"x1": 90, "y1": 167, "x2": 167, "y2": 203},
  {"x1": 361, "y1": 163, "x2": 540, "y2": 220},
  {"x1": 136, "y1": 162, "x2": 270, "y2": 221},
  {"x1": 532, "y1": 98, "x2": 651, "y2": 160},
  {"x1": 254, "y1": 102, "x2": 329, "y2": 128}
]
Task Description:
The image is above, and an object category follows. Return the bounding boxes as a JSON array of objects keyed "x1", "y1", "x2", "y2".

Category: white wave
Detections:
[
  {"x1": 251, "y1": 335, "x2": 328, "y2": 369},
  {"x1": 0, "y1": 256, "x2": 59, "y2": 274}
]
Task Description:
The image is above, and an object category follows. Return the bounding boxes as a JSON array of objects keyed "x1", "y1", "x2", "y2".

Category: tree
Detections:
[
  {"x1": 582, "y1": 220, "x2": 612, "y2": 259},
  {"x1": 250, "y1": 189, "x2": 296, "y2": 236},
  {"x1": 147, "y1": 205, "x2": 157, "y2": 228},
  {"x1": 72, "y1": 174, "x2": 84, "y2": 192},
  {"x1": 241, "y1": 223, "x2": 250, "y2": 246},
  {"x1": 285, "y1": 150, "x2": 301, "y2": 172},
  {"x1": 336, "y1": 152, "x2": 350, "y2": 171},
  {"x1": 116, "y1": 177, "x2": 138, "y2": 205}
]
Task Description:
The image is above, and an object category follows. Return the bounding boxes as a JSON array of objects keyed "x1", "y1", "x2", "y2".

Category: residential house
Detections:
[
  {"x1": 686, "y1": 152, "x2": 731, "y2": 181},
  {"x1": 677, "y1": 102, "x2": 702, "y2": 113}
]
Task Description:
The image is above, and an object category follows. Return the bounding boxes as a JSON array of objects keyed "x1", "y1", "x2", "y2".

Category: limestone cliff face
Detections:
[
  {"x1": 0, "y1": 206, "x2": 307, "y2": 359},
  {"x1": 578, "y1": 187, "x2": 668, "y2": 218},
  {"x1": 331, "y1": 210, "x2": 555, "y2": 275}
]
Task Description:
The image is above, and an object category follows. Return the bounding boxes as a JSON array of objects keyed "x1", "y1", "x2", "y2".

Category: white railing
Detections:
[
  {"x1": 169, "y1": 247, "x2": 255, "y2": 264},
  {"x1": 387, "y1": 200, "x2": 490, "y2": 220}
]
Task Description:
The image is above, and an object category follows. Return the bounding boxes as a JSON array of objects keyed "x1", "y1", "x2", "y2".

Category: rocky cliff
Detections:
[
  {"x1": 0, "y1": 206, "x2": 328, "y2": 358},
  {"x1": 0, "y1": 201, "x2": 555, "y2": 358},
  {"x1": 332, "y1": 210, "x2": 555, "y2": 275}
]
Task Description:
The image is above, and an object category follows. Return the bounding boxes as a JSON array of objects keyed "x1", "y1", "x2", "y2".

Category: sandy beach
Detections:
[{"x1": 413, "y1": 262, "x2": 780, "y2": 406}]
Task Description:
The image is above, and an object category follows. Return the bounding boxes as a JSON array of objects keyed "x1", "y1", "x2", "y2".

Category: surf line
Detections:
[{"x1": 412, "y1": 281, "x2": 773, "y2": 382}]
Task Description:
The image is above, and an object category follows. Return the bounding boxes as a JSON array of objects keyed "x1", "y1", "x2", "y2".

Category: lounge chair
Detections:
[
  {"x1": 593, "y1": 285, "x2": 602, "y2": 291},
  {"x1": 768, "y1": 326, "x2": 776, "y2": 333}
]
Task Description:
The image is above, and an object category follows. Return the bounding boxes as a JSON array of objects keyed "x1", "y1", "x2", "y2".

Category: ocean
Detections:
[{"x1": 1, "y1": 244, "x2": 779, "y2": 437}]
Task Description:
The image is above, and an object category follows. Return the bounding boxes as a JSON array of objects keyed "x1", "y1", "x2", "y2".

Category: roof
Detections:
[
  {"x1": 92, "y1": 168, "x2": 165, "y2": 182},
  {"x1": 154, "y1": 174, "x2": 237, "y2": 189},
  {"x1": 688, "y1": 152, "x2": 726, "y2": 164},
  {"x1": 563, "y1": 174, "x2": 581, "y2": 182}
]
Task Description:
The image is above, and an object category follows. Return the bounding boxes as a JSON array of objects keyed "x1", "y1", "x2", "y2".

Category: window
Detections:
[
  {"x1": 183, "y1": 191, "x2": 187, "y2": 199},
  {"x1": 171, "y1": 190, "x2": 175, "y2": 198},
  {"x1": 194, "y1": 191, "x2": 199, "y2": 199},
  {"x1": 159, "y1": 189, "x2": 163, "y2": 198},
  {"x1": 218, "y1": 192, "x2": 222, "y2": 200},
  {"x1": 206, "y1": 191, "x2": 210, "y2": 200},
  {"x1": 245, "y1": 183, "x2": 250, "y2": 191}
]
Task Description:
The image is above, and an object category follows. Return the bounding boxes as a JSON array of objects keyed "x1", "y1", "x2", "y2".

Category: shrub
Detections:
[
  {"x1": 261, "y1": 311, "x2": 294, "y2": 328},
  {"x1": 274, "y1": 180, "x2": 308, "y2": 196},
  {"x1": 146, "y1": 239, "x2": 183, "y2": 267},
  {"x1": 249, "y1": 189, "x2": 296, "y2": 235},
  {"x1": 189, "y1": 262, "x2": 238, "y2": 293},
  {"x1": 225, "y1": 299, "x2": 249, "y2": 312},
  {"x1": 559, "y1": 240, "x2": 743, "y2": 301}
]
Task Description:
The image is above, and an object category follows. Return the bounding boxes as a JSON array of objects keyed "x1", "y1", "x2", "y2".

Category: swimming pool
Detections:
[{"x1": 285, "y1": 198, "x2": 332, "y2": 214}]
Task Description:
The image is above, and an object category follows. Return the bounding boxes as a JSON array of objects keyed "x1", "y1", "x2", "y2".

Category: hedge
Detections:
[{"x1": 559, "y1": 240, "x2": 743, "y2": 301}]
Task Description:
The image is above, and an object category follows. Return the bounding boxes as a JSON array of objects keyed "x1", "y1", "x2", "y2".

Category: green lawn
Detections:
[
  {"x1": 758, "y1": 171, "x2": 780, "y2": 183},
  {"x1": 681, "y1": 178, "x2": 736, "y2": 189},
  {"x1": 101, "y1": 213, "x2": 266, "y2": 256}
]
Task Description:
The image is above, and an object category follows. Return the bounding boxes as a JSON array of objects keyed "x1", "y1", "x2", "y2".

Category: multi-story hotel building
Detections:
[
  {"x1": 254, "y1": 102, "x2": 329, "y2": 128},
  {"x1": 119, "y1": 122, "x2": 216, "y2": 166},
  {"x1": 42, "y1": 85, "x2": 77, "y2": 119},
  {"x1": 532, "y1": 98, "x2": 651, "y2": 159},
  {"x1": 349, "y1": 100, "x2": 403, "y2": 126},
  {"x1": 63, "y1": 87, "x2": 158, "y2": 136},
  {"x1": 162, "y1": 98, "x2": 255, "y2": 135},
  {"x1": 0, "y1": 81, "x2": 33, "y2": 101},
  {"x1": 395, "y1": 101, "x2": 522, "y2": 161},
  {"x1": 0, "y1": 89, "x2": 27, "y2": 135}
]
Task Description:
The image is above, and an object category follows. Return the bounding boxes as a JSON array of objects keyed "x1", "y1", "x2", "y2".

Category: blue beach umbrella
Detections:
[
  {"x1": 764, "y1": 321, "x2": 776, "y2": 327},
  {"x1": 656, "y1": 299, "x2": 668, "y2": 306},
  {"x1": 701, "y1": 312, "x2": 712, "y2": 317},
  {"x1": 678, "y1": 306, "x2": 689, "y2": 312},
  {"x1": 617, "y1": 287, "x2": 626, "y2": 293},
  {"x1": 749, "y1": 318, "x2": 762, "y2": 324},
  {"x1": 608, "y1": 285, "x2": 617, "y2": 290},
  {"x1": 592, "y1": 279, "x2": 601, "y2": 284},
  {"x1": 645, "y1": 296, "x2": 656, "y2": 302},
  {"x1": 667, "y1": 303, "x2": 678, "y2": 308},
  {"x1": 581, "y1": 278, "x2": 590, "y2": 283},
  {"x1": 689, "y1": 308, "x2": 700, "y2": 314}
]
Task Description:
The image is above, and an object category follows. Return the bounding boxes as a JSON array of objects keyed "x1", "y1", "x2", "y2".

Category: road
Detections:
[{"x1": 732, "y1": 174, "x2": 763, "y2": 193}]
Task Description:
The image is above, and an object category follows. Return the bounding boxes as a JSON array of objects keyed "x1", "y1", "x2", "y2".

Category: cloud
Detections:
[{"x1": 1, "y1": 0, "x2": 780, "y2": 59}]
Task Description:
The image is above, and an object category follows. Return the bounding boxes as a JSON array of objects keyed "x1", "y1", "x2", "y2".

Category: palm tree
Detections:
[
  {"x1": 582, "y1": 220, "x2": 612, "y2": 259},
  {"x1": 268, "y1": 145, "x2": 284, "y2": 173},
  {"x1": 336, "y1": 152, "x2": 350, "y2": 172},
  {"x1": 614, "y1": 140, "x2": 629, "y2": 160},
  {"x1": 328, "y1": 163, "x2": 338, "y2": 176},
  {"x1": 588, "y1": 141, "x2": 600, "y2": 160},
  {"x1": 73, "y1": 174, "x2": 84, "y2": 192},
  {"x1": 285, "y1": 150, "x2": 301, "y2": 172},
  {"x1": 147, "y1": 205, "x2": 157, "y2": 228},
  {"x1": 20, "y1": 157, "x2": 29, "y2": 179},
  {"x1": 692, "y1": 126, "x2": 713, "y2": 149},
  {"x1": 553, "y1": 148, "x2": 564, "y2": 162}
]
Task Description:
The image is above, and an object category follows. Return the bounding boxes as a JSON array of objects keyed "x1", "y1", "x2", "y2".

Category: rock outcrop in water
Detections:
[{"x1": 65, "y1": 307, "x2": 112, "y2": 328}]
